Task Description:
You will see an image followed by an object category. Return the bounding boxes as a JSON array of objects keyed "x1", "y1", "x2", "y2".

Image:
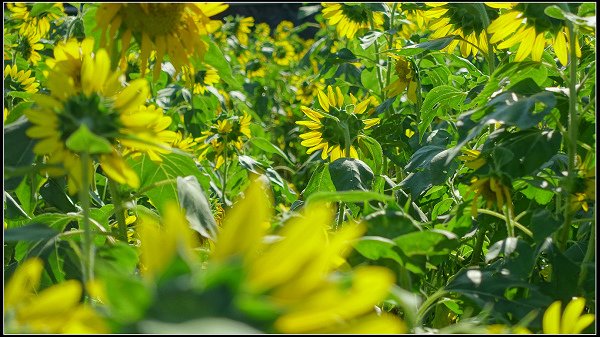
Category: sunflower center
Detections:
[
  {"x1": 517, "y1": 3, "x2": 563, "y2": 34},
  {"x1": 194, "y1": 70, "x2": 208, "y2": 84},
  {"x1": 119, "y1": 4, "x2": 186, "y2": 37},
  {"x1": 339, "y1": 4, "x2": 370, "y2": 24},
  {"x1": 274, "y1": 45, "x2": 288, "y2": 59},
  {"x1": 58, "y1": 93, "x2": 120, "y2": 143},
  {"x1": 16, "y1": 35, "x2": 33, "y2": 60},
  {"x1": 246, "y1": 60, "x2": 262, "y2": 72}
]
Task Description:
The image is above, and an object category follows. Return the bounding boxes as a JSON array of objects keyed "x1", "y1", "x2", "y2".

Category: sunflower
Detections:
[
  {"x1": 210, "y1": 178, "x2": 406, "y2": 333},
  {"x1": 272, "y1": 40, "x2": 297, "y2": 66},
  {"x1": 95, "y1": 3, "x2": 228, "y2": 80},
  {"x1": 467, "y1": 175, "x2": 513, "y2": 218},
  {"x1": 10, "y1": 31, "x2": 44, "y2": 65},
  {"x1": 321, "y1": 3, "x2": 385, "y2": 39},
  {"x1": 296, "y1": 86, "x2": 380, "y2": 161},
  {"x1": 6, "y1": 2, "x2": 64, "y2": 38},
  {"x1": 197, "y1": 113, "x2": 252, "y2": 169},
  {"x1": 4, "y1": 258, "x2": 108, "y2": 333},
  {"x1": 275, "y1": 20, "x2": 294, "y2": 39},
  {"x1": 458, "y1": 148, "x2": 486, "y2": 171},
  {"x1": 255, "y1": 22, "x2": 272, "y2": 40},
  {"x1": 488, "y1": 3, "x2": 582, "y2": 65},
  {"x1": 182, "y1": 63, "x2": 220, "y2": 95},
  {"x1": 4, "y1": 64, "x2": 39, "y2": 94},
  {"x1": 422, "y1": 3, "x2": 500, "y2": 58},
  {"x1": 24, "y1": 38, "x2": 175, "y2": 195},
  {"x1": 384, "y1": 56, "x2": 417, "y2": 102}
]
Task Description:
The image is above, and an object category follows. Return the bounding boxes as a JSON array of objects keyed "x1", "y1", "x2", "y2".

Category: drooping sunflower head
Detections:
[
  {"x1": 95, "y1": 3, "x2": 228, "y2": 80},
  {"x1": 488, "y1": 3, "x2": 582, "y2": 65},
  {"x1": 6, "y1": 2, "x2": 64, "y2": 38},
  {"x1": 182, "y1": 63, "x2": 220, "y2": 95},
  {"x1": 296, "y1": 86, "x2": 380, "y2": 161},
  {"x1": 272, "y1": 40, "x2": 297, "y2": 66},
  {"x1": 467, "y1": 175, "x2": 513, "y2": 217},
  {"x1": 4, "y1": 64, "x2": 39, "y2": 94},
  {"x1": 423, "y1": 3, "x2": 500, "y2": 57},
  {"x1": 321, "y1": 3, "x2": 385, "y2": 39},
  {"x1": 384, "y1": 56, "x2": 417, "y2": 101}
]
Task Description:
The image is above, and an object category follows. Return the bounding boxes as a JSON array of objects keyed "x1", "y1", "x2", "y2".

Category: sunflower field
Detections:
[{"x1": 2, "y1": 2, "x2": 597, "y2": 334}]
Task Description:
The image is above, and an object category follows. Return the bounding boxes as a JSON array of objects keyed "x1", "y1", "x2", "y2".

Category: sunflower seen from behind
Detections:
[
  {"x1": 6, "y1": 2, "x2": 64, "y2": 38},
  {"x1": 422, "y1": 3, "x2": 500, "y2": 58},
  {"x1": 488, "y1": 3, "x2": 582, "y2": 65},
  {"x1": 321, "y1": 3, "x2": 385, "y2": 39},
  {"x1": 24, "y1": 38, "x2": 175, "y2": 195},
  {"x1": 296, "y1": 86, "x2": 380, "y2": 161},
  {"x1": 95, "y1": 3, "x2": 228, "y2": 80}
]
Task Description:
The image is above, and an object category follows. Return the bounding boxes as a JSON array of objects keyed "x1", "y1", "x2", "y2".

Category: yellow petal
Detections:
[
  {"x1": 4, "y1": 258, "x2": 43, "y2": 310},
  {"x1": 317, "y1": 89, "x2": 330, "y2": 112},
  {"x1": 561, "y1": 298, "x2": 586, "y2": 334},
  {"x1": 211, "y1": 176, "x2": 273, "y2": 262},
  {"x1": 543, "y1": 300, "x2": 562, "y2": 334}
]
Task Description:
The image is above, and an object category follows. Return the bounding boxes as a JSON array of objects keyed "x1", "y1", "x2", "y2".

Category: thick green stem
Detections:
[
  {"x1": 558, "y1": 20, "x2": 579, "y2": 251},
  {"x1": 469, "y1": 227, "x2": 487, "y2": 266},
  {"x1": 416, "y1": 289, "x2": 448, "y2": 327},
  {"x1": 369, "y1": 15, "x2": 385, "y2": 95},
  {"x1": 504, "y1": 204, "x2": 515, "y2": 238},
  {"x1": 108, "y1": 178, "x2": 128, "y2": 242},
  {"x1": 336, "y1": 202, "x2": 345, "y2": 229},
  {"x1": 78, "y1": 152, "x2": 94, "y2": 301},
  {"x1": 577, "y1": 216, "x2": 595, "y2": 292},
  {"x1": 221, "y1": 146, "x2": 229, "y2": 204},
  {"x1": 385, "y1": 3, "x2": 399, "y2": 93}
]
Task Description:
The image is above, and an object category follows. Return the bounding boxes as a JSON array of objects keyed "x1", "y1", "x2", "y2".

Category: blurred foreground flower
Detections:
[
  {"x1": 4, "y1": 258, "x2": 108, "y2": 334},
  {"x1": 211, "y1": 178, "x2": 405, "y2": 333},
  {"x1": 543, "y1": 297, "x2": 595, "y2": 334}
]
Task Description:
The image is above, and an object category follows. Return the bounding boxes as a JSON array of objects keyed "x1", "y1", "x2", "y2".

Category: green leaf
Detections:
[
  {"x1": 29, "y1": 2, "x2": 58, "y2": 16},
  {"x1": 127, "y1": 152, "x2": 209, "y2": 213},
  {"x1": 202, "y1": 36, "x2": 241, "y2": 90},
  {"x1": 4, "y1": 117, "x2": 36, "y2": 190},
  {"x1": 302, "y1": 163, "x2": 335, "y2": 198},
  {"x1": 353, "y1": 236, "x2": 403, "y2": 264},
  {"x1": 39, "y1": 178, "x2": 78, "y2": 212},
  {"x1": 364, "y1": 208, "x2": 422, "y2": 237},
  {"x1": 306, "y1": 190, "x2": 394, "y2": 204},
  {"x1": 65, "y1": 124, "x2": 113, "y2": 154},
  {"x1": 177, "y1": 176, "x2": 218, "y2": 241},
  {"x1": 394, "y1": 229, "x2": 458, "y2": 257},
  {"x1": 329, "y1": 158, "x2": 374, "y2": 192},
  {"x1": 545, "y1": 5, "x2": 596, "y2": 28},
  {"x1": 249, "y1": 137, "x2": 293, "y2": 165},
  {"x1": 358, "y1": 136, "x2": 384, "y2": 175},
  {"x1": 4, "y1": 223, "x2": 59, "y2": 242},
  {"x1": 396, "y1": 36, "x2": 455, "y2": 56},
  {"x1": 419, "y1": 85, "x2": 466, "y2": 141}
]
